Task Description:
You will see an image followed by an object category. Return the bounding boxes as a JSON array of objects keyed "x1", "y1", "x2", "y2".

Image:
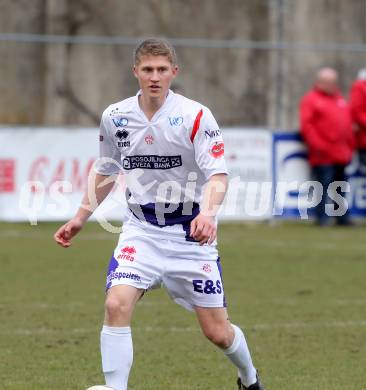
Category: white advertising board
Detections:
[
  {"x1": 0, "y1": 127, "x2": 273, "y2": 223},
  {"x1": 0, "y1": 128, "x2": 126, "y2": 224},
  {"x1": 221, "y1": 129, "x2": 273, "y2": 220}
]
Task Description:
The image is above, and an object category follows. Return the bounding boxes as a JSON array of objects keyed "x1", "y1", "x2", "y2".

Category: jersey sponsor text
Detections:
[{"x1": 123, "y1": 155, "x2": 182, "y2": 170}]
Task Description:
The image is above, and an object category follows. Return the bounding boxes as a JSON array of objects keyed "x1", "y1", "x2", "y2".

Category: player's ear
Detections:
[
  {"x1": 133, "y1": 65, "x2": 138, "y2": 79},
  {"x1": 172, "y1": 65, "x2": 179, "y2": 78}
]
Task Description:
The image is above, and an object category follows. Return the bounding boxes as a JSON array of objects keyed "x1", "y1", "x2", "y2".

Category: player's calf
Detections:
[
  {"x1": 196, "y1": 306, "x2": 235, "y2": 348},
  {"x1": 201, "y1": 321, "x2": 234, "y2": 349}
]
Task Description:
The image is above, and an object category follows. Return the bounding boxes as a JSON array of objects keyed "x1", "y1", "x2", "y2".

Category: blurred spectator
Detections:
[
  {"x1": 350, "y1": 68, "x2": 366, "y2": 167},
  {"x1": 300, "y1": 68, "x2": 355, "y2": 226}
]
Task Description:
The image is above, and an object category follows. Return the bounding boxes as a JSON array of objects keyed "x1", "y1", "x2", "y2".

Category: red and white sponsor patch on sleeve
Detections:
[{"x1": 209, "y1": 142, "x2": 225, "y2": 158}]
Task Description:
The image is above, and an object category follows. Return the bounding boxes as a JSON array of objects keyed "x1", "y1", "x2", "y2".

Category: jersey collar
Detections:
[{"x1": 134, "y1": 89, "x2": 175, "y2": 122}]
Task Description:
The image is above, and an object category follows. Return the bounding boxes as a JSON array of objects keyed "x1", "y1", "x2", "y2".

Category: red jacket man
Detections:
[
  {"x1": 300, "y1": 86, "x2": 354, "y2": 167},
  {"x1": 299, "y1": 68, "x2": 354, "y2": 226},
  {"x1": 350, "y1": 74, "x2": 366, "y2": 150}
]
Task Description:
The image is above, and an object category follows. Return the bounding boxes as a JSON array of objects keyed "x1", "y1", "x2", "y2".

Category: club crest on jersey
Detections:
[
  {"x1": 202, "y1": 263, "x2": 212, "y2": 273},
  {"x1": 112, "y1": 117, "x2": 129, "y2": 128},
  {"x1": 145, "y1": 135, "x2": 154, "y2": 145},
  {"x1": 115, "y1": 129, "x2": 130, "y2": 148},
  {"x1": 168, "y1": 116, "x2": 183, "y2": 126},
  {"x1": 209, "y1": 142, "x2": 224, "y2": 158}
]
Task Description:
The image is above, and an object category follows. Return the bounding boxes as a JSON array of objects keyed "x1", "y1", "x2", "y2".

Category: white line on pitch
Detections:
[
  {"x1": 1, "y1": 299, "x2": 365, "y2": 310},
  {"x1": 2, "y1": 320, "x2": 366, "y2": 336}
]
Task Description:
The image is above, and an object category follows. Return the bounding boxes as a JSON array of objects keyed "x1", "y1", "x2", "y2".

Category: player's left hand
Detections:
[{"x1": 190, "y1": 214, "x2": 217, "y2": 245}]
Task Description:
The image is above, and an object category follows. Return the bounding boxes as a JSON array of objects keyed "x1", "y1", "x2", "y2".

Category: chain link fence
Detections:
[{"x1": 1, "y1": 0, "x2": 366, "y2": 128}]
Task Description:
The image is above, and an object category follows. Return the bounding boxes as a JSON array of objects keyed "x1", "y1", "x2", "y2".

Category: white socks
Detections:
[
  {"x1": 100, "y1": 324, "x2": 255, "y2": 389},
  {"x1": 100, "y1": 326, "x2": 133, "y2": 390},
  {"x1": 224, "y1": 324, "x2": 257, "y2": 387}
]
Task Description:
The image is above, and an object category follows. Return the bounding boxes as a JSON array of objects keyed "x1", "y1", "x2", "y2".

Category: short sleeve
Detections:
[
  {"x1": 191, "y1": 108, "x2": 228, "y2": 179},
  {"x1": 94, "y1": 111, "x2": 122, "y2": 175}
]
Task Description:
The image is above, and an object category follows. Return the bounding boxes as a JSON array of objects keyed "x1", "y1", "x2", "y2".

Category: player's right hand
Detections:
[{"x1": 53, "y1": 218, "x2": 84, "y2": 248}]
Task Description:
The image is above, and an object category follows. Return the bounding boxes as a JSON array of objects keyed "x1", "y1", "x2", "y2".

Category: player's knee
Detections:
[
  {"x1": 202, "y1": 324, "x2": 232, "y2": 349},
  {"x1": 104, "y1": 295, "x2": 133, "y2": 321}
]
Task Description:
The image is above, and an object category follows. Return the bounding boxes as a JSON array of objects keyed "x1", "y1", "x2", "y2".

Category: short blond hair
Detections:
[{"x1": 134, "y1": 38, "x2": 177, "y2": 66}]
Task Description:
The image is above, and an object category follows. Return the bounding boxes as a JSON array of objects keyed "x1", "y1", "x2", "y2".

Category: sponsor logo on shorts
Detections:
[
  {"x1": 192, "y1": 279, "x2": 222, "y2": 294},
  {"x1": 117, "y1": 246, "x2": 136, "y2": 262},
  {"x1": 107, "y1": 271, "x2": 141, "y2": 283},
  {"x1": 122, "y1": 155, "x2": 182, "y2": 170},
  {"x1": 209, "y1": 142, "x2": 224, "y2": 158},
  {"x1": 202, "y1": 263, "x2": 212, "y2": 273}
]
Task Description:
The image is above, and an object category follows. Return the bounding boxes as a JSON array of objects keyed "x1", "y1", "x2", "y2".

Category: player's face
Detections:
[{"x1": 134, "y1": 55, "x2": 178, "y2": 99}]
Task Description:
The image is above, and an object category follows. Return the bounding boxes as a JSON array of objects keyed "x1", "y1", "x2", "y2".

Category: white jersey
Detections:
[{"x1": 95, "y1": 90, "x2": 228, "y2": 242}]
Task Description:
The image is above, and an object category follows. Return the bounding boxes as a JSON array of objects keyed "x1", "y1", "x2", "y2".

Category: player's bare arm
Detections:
[
  {"x1": 54, "y1": 173, "x2": 117, "y2": 248},
  {"x1": 190, "y1": 173, "x2": 228, "y2": 245}
]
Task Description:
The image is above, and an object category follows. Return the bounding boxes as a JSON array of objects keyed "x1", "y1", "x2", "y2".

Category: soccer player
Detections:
[{"x1": 54, "y1": 38, "x2": 264, "y2": 390}]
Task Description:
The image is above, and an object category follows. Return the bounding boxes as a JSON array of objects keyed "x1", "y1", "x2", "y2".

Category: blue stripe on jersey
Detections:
[
  {"x1": 127, "y1": 201, "x2": 200, "y2": 242},
  {"x1": 216, "y1": 257, "x2": 227, "y2": 307}
]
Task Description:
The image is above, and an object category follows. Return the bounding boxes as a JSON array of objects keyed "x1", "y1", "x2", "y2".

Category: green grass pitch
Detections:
[{"x1": 0, "y1": 221, "x2": 365, "y2": 389}]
